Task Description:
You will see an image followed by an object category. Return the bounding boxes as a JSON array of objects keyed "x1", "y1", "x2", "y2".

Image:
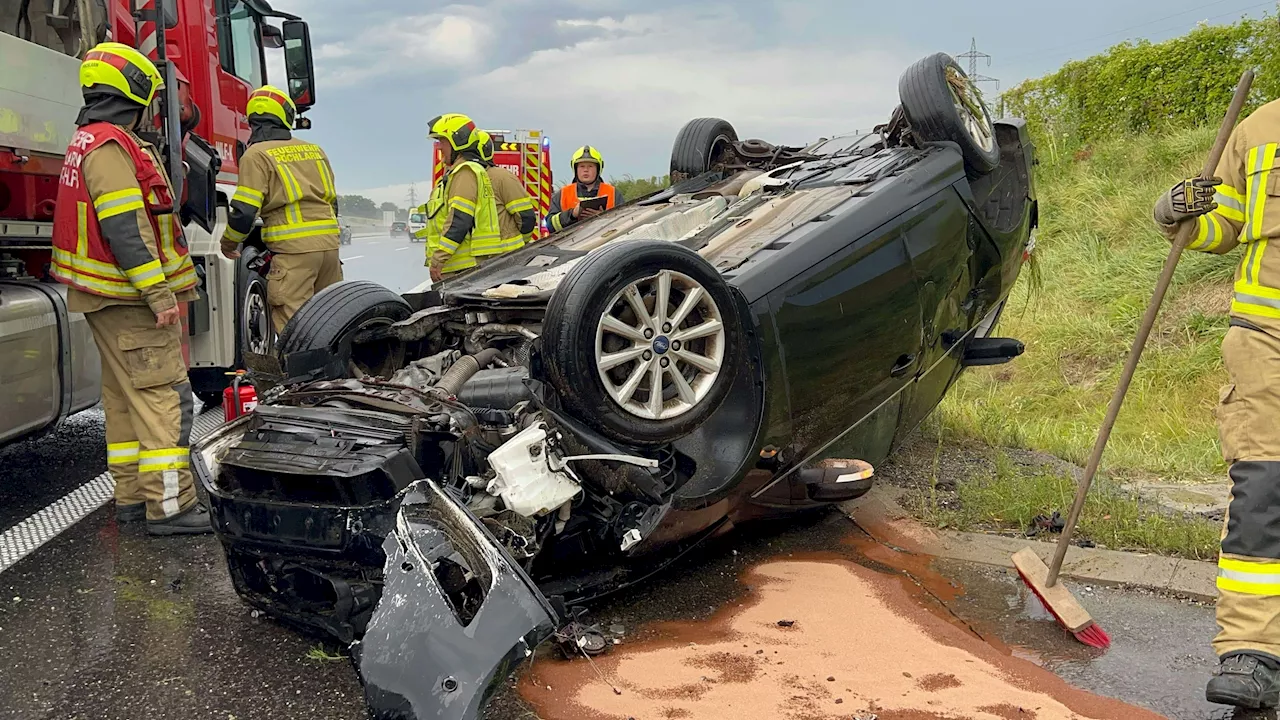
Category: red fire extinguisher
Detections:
[{"x1": 223, "y1": 370, "x2": 258, "y2": 421}]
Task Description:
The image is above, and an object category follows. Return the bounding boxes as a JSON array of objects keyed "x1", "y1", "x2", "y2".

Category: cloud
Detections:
[{"x1": 454, "y1": 8, "x2": 913, "y2": 179}]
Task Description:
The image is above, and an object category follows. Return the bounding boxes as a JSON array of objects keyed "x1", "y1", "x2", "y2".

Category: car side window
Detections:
[{"x1": 217, "y1": 0, "x2": 264, "y2": 86}]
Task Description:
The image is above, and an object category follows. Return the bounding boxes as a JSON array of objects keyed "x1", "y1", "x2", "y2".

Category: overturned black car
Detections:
[{"x1": 193, "y1": 52, "x2": 1037, "y2": 719}]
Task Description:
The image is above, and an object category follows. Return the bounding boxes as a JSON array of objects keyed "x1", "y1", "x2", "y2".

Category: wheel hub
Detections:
[{"x1": 594, "y1": 269, "x2": 726, "y2": 421}]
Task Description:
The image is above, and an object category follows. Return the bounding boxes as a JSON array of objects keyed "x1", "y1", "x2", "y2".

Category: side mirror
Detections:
[
  {"x1": 157, "y1": 0, "x2": 178, "y2": 29},
  {"x1": 282, "y1": 19, "x2": 316, "y2": 113},
  {"x1": 261, "y1": 23, "x2": 284, "y2": 50}
]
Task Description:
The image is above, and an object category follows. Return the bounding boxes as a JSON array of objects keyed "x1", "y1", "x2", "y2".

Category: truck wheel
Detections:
[
  {"x1": 542, "y1": 239, "x2": 744, "y2": 447},
  {"x1": 669, "y1": 118, "x2": 738, "y2": 183},
  {"x1": 277, "y1": 280, "x2": 411, "y2": 380},
  {"x1": 240, "y1": 266, "x2": 274, "y2": 358},
  {"x1": 898, "y1": 52, "x2": 1000, "y2": 175}
]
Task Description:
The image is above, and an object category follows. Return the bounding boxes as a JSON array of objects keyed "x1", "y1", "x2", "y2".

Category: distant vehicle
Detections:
[
  {"x1": 406, "y1": 211, "x2": 427, "y2": 242},
  {"x1": 338, "y1": 217, "x2": 352, "y2": 245},
  {"x1": 197, "y1": 52, "x2": 1038, "y2": 720},
  {"x1": 389, "y1": 221, "x2": 408, "y2": 237}
]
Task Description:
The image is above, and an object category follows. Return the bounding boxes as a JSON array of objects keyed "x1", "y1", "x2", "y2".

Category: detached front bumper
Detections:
[{"x1": 355, "y1": 479, "x2": 559, "y2": 720}]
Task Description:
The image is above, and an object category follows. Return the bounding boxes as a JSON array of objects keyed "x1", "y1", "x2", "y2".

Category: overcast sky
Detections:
[{"x1": 263, "y1": 0, "x2": 1278, "y2": 207}]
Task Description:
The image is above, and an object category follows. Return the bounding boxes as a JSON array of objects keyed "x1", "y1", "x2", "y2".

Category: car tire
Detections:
[
  {"x1": 277, "y1": 280, "x2": 412, "y2": 380},
  {"x1": 669, "y1": 117, "x2": 738, "y2": 183},
  {"x1": 898, "y1": 52, "x2": 1000, "y2": 175},
  {"x1": 542, "y1": 239, "x2": 744, "y2": 447}
]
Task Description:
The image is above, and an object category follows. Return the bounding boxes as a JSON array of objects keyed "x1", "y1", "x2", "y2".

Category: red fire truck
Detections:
[
  {"x1": 0, "y1": 0, "x2": 321, "y2": 446},
  {"x1": 430, "y1": 128, "x2": 554, "y2": 240}
]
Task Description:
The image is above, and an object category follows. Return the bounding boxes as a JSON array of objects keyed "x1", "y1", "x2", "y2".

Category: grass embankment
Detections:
[{"x1": 901, "y1": 124, "x2": 1241, "y2": 560}]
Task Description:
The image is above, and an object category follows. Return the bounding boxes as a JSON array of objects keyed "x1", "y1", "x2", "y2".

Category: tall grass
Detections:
[{"x1": 938, "y1": 124, "x2": 1239, "y2": 484}]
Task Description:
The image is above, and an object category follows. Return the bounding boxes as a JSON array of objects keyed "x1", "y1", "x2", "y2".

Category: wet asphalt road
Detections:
[
  {"x1": 0, "y1": 239, "x2": 1260, "y2": 718},
  {"x1": 339, "y1": 230, "x2": 430, "y2": 294}
]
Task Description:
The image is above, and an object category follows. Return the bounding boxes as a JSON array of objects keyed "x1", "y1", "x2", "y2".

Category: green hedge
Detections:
[{"x1": 1001, "y1": 12, "x2": 1280, "y2": 163}]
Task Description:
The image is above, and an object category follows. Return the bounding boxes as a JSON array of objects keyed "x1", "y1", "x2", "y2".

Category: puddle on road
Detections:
[{"x1": 520, "y1": 553, "x2": 1163, "y2": 720}]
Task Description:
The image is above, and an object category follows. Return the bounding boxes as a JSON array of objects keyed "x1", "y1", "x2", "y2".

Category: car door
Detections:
[
  {"x1": 894, "y1": 186, "x2": 979, "y2": 441},
  {"x1": 769, "y1": 222, "x2": 924, "y2": 466}
]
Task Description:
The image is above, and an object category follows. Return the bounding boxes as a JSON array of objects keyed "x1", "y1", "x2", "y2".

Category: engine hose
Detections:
[{"x1": 436, "y1": 348, "x2": 501, "y2": 397}]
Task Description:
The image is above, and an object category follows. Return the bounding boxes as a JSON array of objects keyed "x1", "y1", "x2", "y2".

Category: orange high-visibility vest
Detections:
[
  {"x1": 559, "y1": 181, "x2": 617, "y2": 212},
  {"x1": 51, "y1": 122, "x2": 197, "y2": 299}
]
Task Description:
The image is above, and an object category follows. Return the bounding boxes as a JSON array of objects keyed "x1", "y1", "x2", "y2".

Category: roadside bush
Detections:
[{"x1": 1001, "y1": 12, "x2": 1280, "y2": 163}]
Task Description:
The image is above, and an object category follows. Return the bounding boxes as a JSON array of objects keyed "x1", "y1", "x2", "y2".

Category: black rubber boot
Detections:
[
  {"x1": 1207, "y1": 651, "x2": 1280, "y2": 709},
  {"x1": 115, "y1": 502, "x2": 145, "y2": 524},
  {"x1": 146, "y1": 503, "x2": 214, "y2": 537}
]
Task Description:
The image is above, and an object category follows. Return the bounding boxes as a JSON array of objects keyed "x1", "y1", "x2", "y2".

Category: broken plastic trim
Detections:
[{"x1": 354, "y1": 479, "x2": 558, "y2": 720}]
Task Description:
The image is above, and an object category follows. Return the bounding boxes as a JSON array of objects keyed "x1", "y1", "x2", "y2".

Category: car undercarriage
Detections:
[{"x1": 194, "y1": 50, "x2": 1037, "y2": 720}]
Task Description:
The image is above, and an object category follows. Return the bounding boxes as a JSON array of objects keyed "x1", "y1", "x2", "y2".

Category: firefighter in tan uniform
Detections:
[
  {"x1": 220, "y1": 85, "x2": 342, "y2": 333},
  {"x1": 51, "y1": 43, "x2": 210, "y2": 535},
  {"x1": 477, "y1": 130, "x2": 538, "y2": 245},
  {"x1": 1154, "y1": 97, "x2": 1280, "y2": 708},
  {"x1": 422, "y1": 114, "x2": 514, "y2": 283}
]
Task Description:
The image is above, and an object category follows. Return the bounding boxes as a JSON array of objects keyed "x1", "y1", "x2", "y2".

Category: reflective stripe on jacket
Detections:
[
  {"x1": 424, "y1": 161, "x2": 502, "y2": 273},
  {"x1": 545, "y1": 180, "x2": 620, "y2": 233},
  {"x1": 225, "y1": 138, "x2": 340, "y2": 254},
  {"x1": 1172, "y1": 99, "x2": 1280, "y2": 337},
  {"x1": 51, "y1": 122, "x2": 197, "y2": 301}
]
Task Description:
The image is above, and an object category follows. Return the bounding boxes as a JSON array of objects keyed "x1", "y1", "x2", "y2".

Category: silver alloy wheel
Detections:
[
  {"x1": 947, "y1": 68, "x2": 995, "y2": 153},
  {"x1": 594, "y1": 269, "x2": 726, "y2": 421}
]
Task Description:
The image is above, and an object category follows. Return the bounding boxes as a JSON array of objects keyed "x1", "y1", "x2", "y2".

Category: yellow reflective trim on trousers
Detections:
[
  {"x1": 138, "y1": 448, "x2": 190, "y2": 472},
  {"x1": 107, "y1": 441, "x2": 140, "y2": 464},
  {"x1": 76, "y1": 202, "x2": 88, "y2": 255},
  {"x1": 1218, "y1": 557, "x2": 1280, "y2": 595},
  {"x1": 124, "y1": 259, "x2": 165, "y2": 288},
  {"x1": 232, "y1": 185, "x2": 265, "y2": 208}
]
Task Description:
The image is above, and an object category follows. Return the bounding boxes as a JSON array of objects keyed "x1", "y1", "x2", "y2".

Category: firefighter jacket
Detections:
[
  {"x1": 424, "y1": 160, "x2": 504, "y2": 274},
  {"x1": 485, "y1": 164, "x2": 537, "y2": 245},
  {"x1": 1164, "y1": 97, "x2": 1280, "y2": 337},
  {"x1": 224, "y1": 138, "x2": 341, "y2": 254},
  {"x1": 544, "y1": 180, "x2": 623, "y2": 233},
  {"x1": 51, "y1": 122, "x2": 199, "y2": 314}
]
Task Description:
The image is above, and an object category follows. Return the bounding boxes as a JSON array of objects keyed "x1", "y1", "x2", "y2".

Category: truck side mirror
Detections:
[
  {"x1": 157, "y1": 0, "x2": 178, "y2": 29},
  {"x1": 282, "y1": 19, "x2": 316, "y2": 114}
]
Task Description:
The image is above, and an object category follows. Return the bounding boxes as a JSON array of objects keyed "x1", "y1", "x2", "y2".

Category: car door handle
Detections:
[{"x1": 891, "y1": 354, "x2": 915, "y2": 377}]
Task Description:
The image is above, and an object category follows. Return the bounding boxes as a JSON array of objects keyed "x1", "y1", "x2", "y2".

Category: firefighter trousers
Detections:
[
  {"x1": 266, "y1": 248, "x2": 343, "y2": 334},
  {"x1": 1214, "y1": 324, "x2": 1280, "y2": 659},
  {"x1": 88, "y1": 304, "x2": 196, "y2": 522}
]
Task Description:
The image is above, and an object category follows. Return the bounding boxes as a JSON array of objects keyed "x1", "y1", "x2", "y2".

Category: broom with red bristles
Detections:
[{"x1": 1011, "y1": 68, "x2": 1255, "y2": 650}]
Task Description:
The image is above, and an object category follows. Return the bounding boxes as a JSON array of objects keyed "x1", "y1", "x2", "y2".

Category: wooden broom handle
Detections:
[{"x1": 1046, "y1": 69, "x2": 1255, "y2": 587}]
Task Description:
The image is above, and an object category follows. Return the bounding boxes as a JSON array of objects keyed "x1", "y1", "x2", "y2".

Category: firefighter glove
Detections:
[{"x1": 1154, "y1": 176, "x2": 1220, "y2": 226}]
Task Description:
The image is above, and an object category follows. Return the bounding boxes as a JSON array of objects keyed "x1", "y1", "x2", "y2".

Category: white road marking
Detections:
[
  {"x1": 395, "y1": 246, "x2": 411, "y2": 251},
  {"x1": 344, "y1": 255, "x2": 365, "y2": 260},
  {"x1": 0, "y1": 408, "x2": 226, "y2": 575}
]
